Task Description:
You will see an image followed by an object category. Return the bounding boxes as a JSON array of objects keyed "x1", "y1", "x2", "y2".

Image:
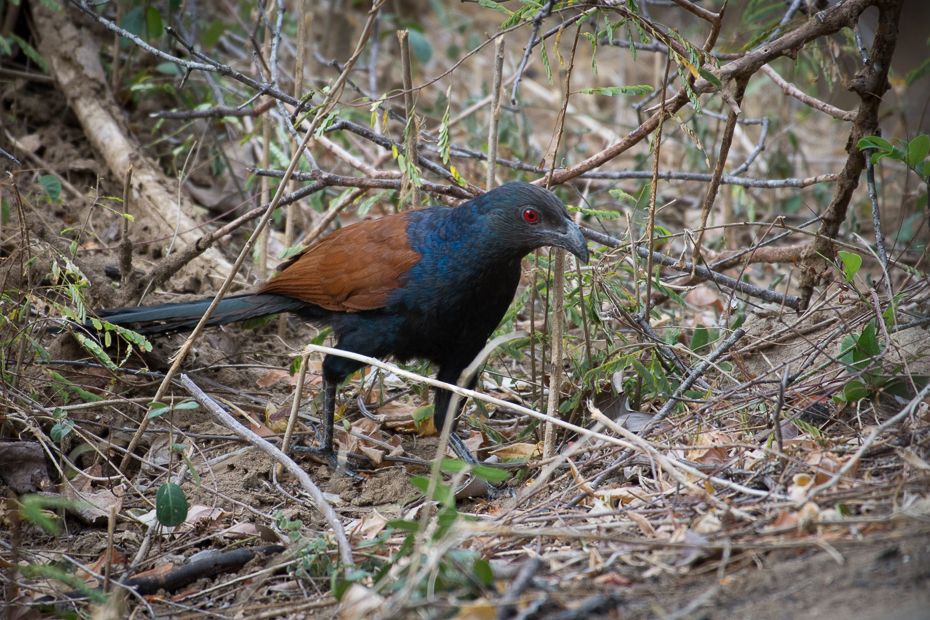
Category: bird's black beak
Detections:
[{"x1": 553, "y1": 223, "x2": 590, "y2": 264}]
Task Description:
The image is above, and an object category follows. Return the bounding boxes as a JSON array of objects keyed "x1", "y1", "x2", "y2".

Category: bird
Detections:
[{"x1": 91, "y1": 182, "x2": 589, "y2": 470}]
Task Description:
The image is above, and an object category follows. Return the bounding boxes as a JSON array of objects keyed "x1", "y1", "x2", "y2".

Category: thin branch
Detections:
[
  {"x1": 180, "y1": 374, "x2": 353, "y2": 566},
  {"x1": 760, "y1": 65, "x2": 856, "y2": 121}
]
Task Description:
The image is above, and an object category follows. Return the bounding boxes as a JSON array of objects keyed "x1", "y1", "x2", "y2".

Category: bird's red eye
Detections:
[{"x1": 523, "y1": 209, "x2": 539, "y2": 223}]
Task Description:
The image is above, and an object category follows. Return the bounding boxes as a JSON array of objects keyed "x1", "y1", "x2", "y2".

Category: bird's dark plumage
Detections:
[{"x1": 93, "y1": 182, "x2": 589, "y2": 466}]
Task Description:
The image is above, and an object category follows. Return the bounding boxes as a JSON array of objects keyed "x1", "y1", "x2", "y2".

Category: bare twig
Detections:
[
  {"x1": 180, "y1": 374, "x2": 353, "y2": 565},
  {"x1": 487, "y1": 38, "x2": 505, "y2": 190}
]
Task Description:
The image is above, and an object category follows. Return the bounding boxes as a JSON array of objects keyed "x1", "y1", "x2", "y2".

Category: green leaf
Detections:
[
  {"x1": 413, "y1": 404, "x2": 434, "y2": 426},
  {"x1": 609, "y1": 188, "x2": 636, "y2": 202},
  {"x1": 120, "y1": 7, "x2": 145, "y2": 48},
  {"x1": 690, "y1": 324, "x2": 709, "y2": 351},
  {"x1": 51, "y1": 421, "x2": 73, "y2": 443},
  {"x1": 39, "y1": 175, "x2": 61, "y2": 201},
  {"x1": 568, "y1": 205, "x2": 622, "y2": 220},
  {"x1": 440, "y1": 458, "x2": 509, "y2": 482},
  {"x1": 837, "y1": 250, "x2": 861, "y2": 283},
  {"x1": 858, "y1": 319, "x2": 880, "y2": 357},
  {"x1": 201, "y1": 19, "x2": 225, "y2": 48},
  {"x1": 837, "y1": 379, "x2": 869, "y2": 403},
  {"x1": 407, "y1": 29, "x2": 432, "y2": 63},
  {"x1": 905, "y1": 57, "x2": 930, "y2": 87},
  {"x1": 541, "y1": 40, "x2": 552, "y2": 85},
  {"x1": 9, "y1": 34, "x2": 48, "y2": 73},
  {"x1": 410, "y1": 476, "x2": 452, "y2": 505},
  {"x1": 73, "y1": 333, "x2": 118, "y2": 371},
  {"x1": 147, "y1": 402, "x2": 169, "y2": 419},
  {"x1": 477, "y1": 0, "x2": 512, "y2": 16},
  {"x1": 173, "y1": 399, "x2": 200, "y2": 410},
  {"x1": 1, "y1": 199, "x2": 9, "y2": 226},
  {"x1": 146, "y1": 7, "x2": 163, "y2": 39},
  {"x1": 577, "y1": 85, "x2": 653, "y2": 96},
  {"x1": 698, "y1": 68, "x2": 722, "y2": 88},
  {"x1": 473, "y1": 558, "x2": 494, "y2": 586},
  {"x1": 155, "y1": 62, "x2": 181, "y2": 76},
  {"x1": 438, "y1": 88, "x2": 452, "y2": 165},
  {"x1": 906, "y1": 135, "x2": 930, "y2": 167},
  {"x1": 155, "y1": 482, "x2": 189, "y2": 527}
]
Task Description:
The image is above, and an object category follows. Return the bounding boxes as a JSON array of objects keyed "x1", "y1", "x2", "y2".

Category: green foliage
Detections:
[
  {"x1": 38, "y1": 175, "x2": 62, "y2": 201},
  {"x1": 577, "y1": 85, "x2": 653, "y2": 96},
  {"x1": 407, "y1": 29, "x2": 432, "y2": 63},
  {"x1": 837, "y1": 251, "x2": 862, "y2": 284},
  {"x1": 147, "y1": 398, "x2": 200, "y2": 420},
  {"x1": 858, "y1": 135, "x2": 930, "y2": 183},
  {"x1": 440, "y1": 457, "x2": 509, "y2": 483},
  {"x1": 155, "y1": 482, "x2": 189, "y2": 527}
]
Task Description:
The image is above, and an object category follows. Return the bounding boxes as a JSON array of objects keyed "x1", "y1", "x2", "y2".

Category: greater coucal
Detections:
[{"x1": 92, "y1": 182, "x2": 589, "y2": 468}]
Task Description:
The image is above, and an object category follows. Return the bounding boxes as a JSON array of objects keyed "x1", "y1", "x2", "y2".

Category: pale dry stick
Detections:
[
  {"x1": 668, "y1": 0, "x2": 718, "y2": 23},
  {"x1": 279, "y1": 0, "x2": 309, "y2": 337},
  {"x1": 277, "y1": 352, "x2": 310, "y2": 477},
  {"x1": 103, "y1": 505, "x2": 117, "y2": 594},
  {"x1": 118, "y1": 164, "x2": 134, "y2": 292},
  {"x1": 419, "y1": 332, "x2": 527, "y2": 528},
  {"x1": 760, "y1": 65, "x2": 855, "y2": 121},
  {"x1": 543, "y1": 246, "x2": 565, "y2": 461},
  {"x1": 486, "y1": 37, "x2": 506, "y2": 190},
  {"x1": 804, "y1": 381, "x2": 930, "y2": 505},
  {"x1": 691, "y1": 77, "x2": 747, "y2": 274},
  {"x1": 591, "y1": 409, "x2": 764, "y2": 517},
  {"x1": 313, "y1": 134, "x2": 399, "y2": 178},
  {"x1": 180, "y1": 374, "x2": 353, "y2": 565},
  {"x1": 397, "y1": 29, "x2": 420, "y2": 208},
  {"x1": 118, "y1": 0, "x2": 385, "y2": 475},
  {"x1": 642, "y1": 53, "x2": 672, "y2": 321},
  {"x1": 301, "y1": 344, "x2": 639, "y2": 452},
  {"x1": 259, "y1": 0, "x2": 275, "y2": 279},
  {"x1": 543, "y1": 25, "x2": 581, "y2": 460}
]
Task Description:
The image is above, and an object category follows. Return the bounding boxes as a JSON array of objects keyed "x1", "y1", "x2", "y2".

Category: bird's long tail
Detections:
[{"x1": 91, "y1": 293, "x2": 311, "y2": 335}]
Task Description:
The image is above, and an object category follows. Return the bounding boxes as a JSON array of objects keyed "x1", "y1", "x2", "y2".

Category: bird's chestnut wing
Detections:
[{"x1": 259, "y1": 213, "x2": 420, "y2": 312}]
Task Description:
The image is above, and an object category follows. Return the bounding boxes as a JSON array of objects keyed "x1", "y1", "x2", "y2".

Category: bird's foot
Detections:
[
  {"x1": 290, "y1": 445, "x2": 366, "y2": 481},
  {"x1": 483, "y1": 483, "x2": 515, "y2": 500}
]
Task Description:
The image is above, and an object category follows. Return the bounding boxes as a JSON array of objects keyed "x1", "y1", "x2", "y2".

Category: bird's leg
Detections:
[{"x1": 291, "y1": 380, "x2": 363, "y2": 479}]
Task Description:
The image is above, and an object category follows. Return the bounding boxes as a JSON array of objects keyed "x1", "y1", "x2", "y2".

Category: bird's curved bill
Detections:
[{"x1": 554, "y1": 224, "x2": 590, "y2": 264}]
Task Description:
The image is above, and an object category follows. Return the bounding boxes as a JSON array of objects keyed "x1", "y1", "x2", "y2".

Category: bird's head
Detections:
[{"x1": 479, "y1": 182, "x2": 590, "y2": 264}]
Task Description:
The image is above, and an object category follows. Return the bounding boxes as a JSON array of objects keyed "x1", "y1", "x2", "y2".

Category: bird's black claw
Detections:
[
  {"x1": 483, "y1": 483, "x2": 515, "y2": 500},
  {"x1": 290, "y1": 445, "x2": 366, "y2": 481}
]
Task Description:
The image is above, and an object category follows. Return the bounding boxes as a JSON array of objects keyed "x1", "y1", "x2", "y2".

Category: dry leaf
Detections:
[
  {"x1": 489, "y1": 442, "x2": 542, "y2": 460},
  {"x1": 805, "y1": 450, "x2": 857, "y2": 484},
  {"x1": 685, "y1": 285, "x2": 723, "y2": 311},
  {"x1": 265, "y1": 403, "x2": 290, "y2": 434},
  {"x1": 256, "y1": 369, "x2": 297, "y2": 388},
  {"x1": 462, "y1": 430, "x2": 484, "y2": 453},
  {"x1": 693, "y1": 512, "x2": 722, "y2": 534},
  {"x1": 688, "y1": 431, "x2": 732, "y2": 464},
  {"x1": 339, "y1": 584, "x2": 385, "y2": 620},
  {"x1": 359, "y1": 445, "x2": 384, "y2": 465},
  {"x1": 628, "y1": 511, "x2": 656, "y2": 537},
  {"x1": 451, "y1": 598, "x2": 497, "y2": 620},
  {"x1": 594, "y1": 486, "x2": 646, "y2": 506}
]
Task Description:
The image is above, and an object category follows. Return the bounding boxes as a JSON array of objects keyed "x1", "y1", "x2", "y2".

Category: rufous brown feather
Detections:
[{"x1": 259, "y1": 213, "x2": 421, "y2": 312}]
